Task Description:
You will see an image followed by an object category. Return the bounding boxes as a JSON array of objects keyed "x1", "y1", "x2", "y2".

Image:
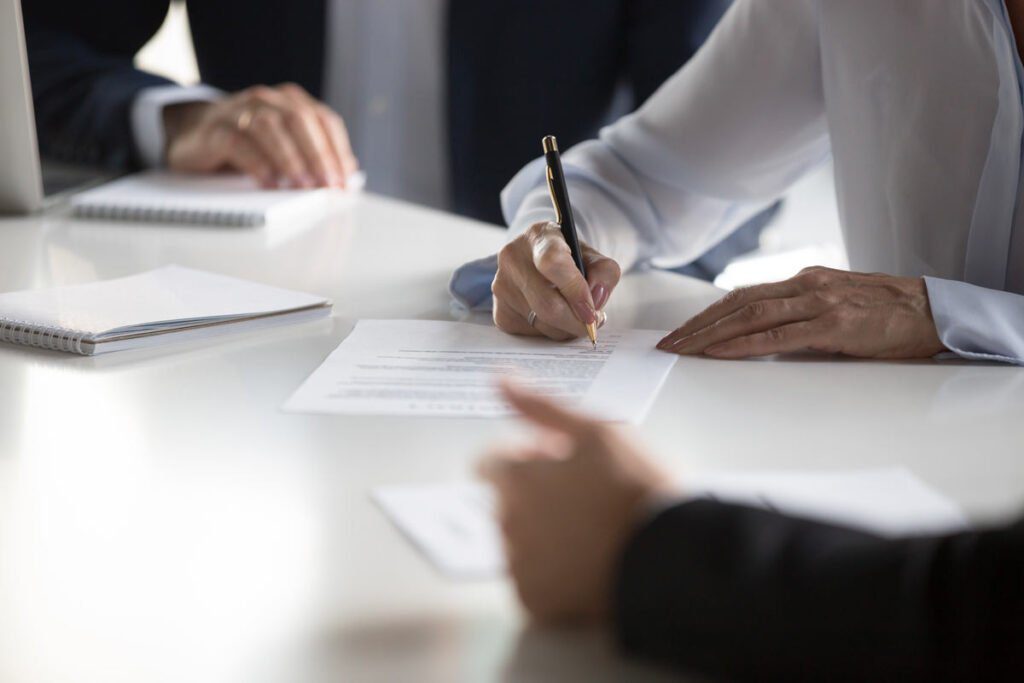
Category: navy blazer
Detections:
[{"x1": 23, "y1": 0, "x2": 732, "y2": 225}]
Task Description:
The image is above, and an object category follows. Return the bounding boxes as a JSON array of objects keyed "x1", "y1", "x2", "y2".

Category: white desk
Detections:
[{"x1": 0, "y1": 195, "x2": 1022, "y2": 683}]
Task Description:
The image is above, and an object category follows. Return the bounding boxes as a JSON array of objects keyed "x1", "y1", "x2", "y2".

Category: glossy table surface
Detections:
[{"x1": 0, "y1": 194, "x2": 1022, "y2": 683}]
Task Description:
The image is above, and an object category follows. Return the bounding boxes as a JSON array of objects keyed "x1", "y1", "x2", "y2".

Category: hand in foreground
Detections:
[
  {"x1": 478, "y1": 380, "x2": 675, "y2": 622},
  {"x1": 492, "y1": 221, "x2": 620, "y2": 341},
  {"x1": 657, "y1": 266, "x2": 947, "y2": 360},
  {"x1": 163, "y1": 83, "x2": 359, "y2": 189}
]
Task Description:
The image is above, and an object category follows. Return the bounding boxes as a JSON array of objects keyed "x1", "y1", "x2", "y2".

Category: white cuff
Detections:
[{"x1": 130, "y1": 84, "x2": 224, "y2": 168}]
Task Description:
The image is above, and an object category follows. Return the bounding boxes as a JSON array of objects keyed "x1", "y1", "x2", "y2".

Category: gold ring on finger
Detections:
[{"x1": 236, "y1": 108, "x2": 255, "y2": 132}]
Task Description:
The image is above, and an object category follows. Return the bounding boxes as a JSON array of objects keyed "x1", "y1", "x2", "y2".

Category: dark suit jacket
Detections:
[
  {"x1": 23, "y1": 0, "x2": 731, "y2": 225},
  {"x1": 616, "y1": 499, "x2": 1024, "y2": 681}
]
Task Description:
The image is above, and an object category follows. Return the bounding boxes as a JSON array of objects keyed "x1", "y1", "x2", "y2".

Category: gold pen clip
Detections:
[{"x1": 545, "y1": 167, "x2": 564, "y2": 226}]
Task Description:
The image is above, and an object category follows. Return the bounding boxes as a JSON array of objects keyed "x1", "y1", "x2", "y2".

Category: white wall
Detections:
[{"x1": 134, "y1": 3, "x2": 198, "y2": 85}]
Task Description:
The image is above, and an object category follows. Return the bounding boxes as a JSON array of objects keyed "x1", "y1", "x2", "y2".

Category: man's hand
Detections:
[
  {"x1": 478, "y1": 380, "x2": 675, "y2": 623},
  {"x1": 163, "y1": 83, "x2": 359, "y2": 189},
  {"x1": 492, "y1": 221, "x2": 621, "y2": 341},
  {"x1": 657, "y1": 266, "x2": 948, "y2": 360}
]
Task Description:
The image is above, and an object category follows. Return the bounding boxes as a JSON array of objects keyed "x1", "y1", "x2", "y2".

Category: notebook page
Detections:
[
  {"x1": 71, "y1": 171, "x2": 328, "y2": 214},
  {"x1": 0, "y1": 266, "x2": 328, "y2": 337}
]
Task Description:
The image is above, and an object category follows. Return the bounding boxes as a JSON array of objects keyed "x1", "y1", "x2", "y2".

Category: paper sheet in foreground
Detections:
[
  {"x1": 284, "y1": 320, "x2": 677, "y2": 422},
  {"x1": 373, "y1": 468, "x2": 967, "y2": 579}
]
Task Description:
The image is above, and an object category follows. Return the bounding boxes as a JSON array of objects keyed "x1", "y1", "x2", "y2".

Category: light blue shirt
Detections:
[{"x1": 452, "y1": 0, "x2": 1024, "y2": 366}]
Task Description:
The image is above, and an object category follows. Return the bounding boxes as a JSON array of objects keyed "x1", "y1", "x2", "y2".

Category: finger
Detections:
[
  {"x1": 528, "y1": 223, "x2": 597, "y2": 327},
  {"x1": 493, "y1": 276, "x2": 575, "y2": 341},
  {"x1": 274, "y1": 84, "x2": 347, "y2": 186},
  {"x1": 497, "y1": 378, "x2": 594, "y2": 436},
  {"x1": 244, "y1": 108, "x2": 309, "y2": 186},
  {"x1": 493, "y1": 300, "x2": 542, "y2": 337},
  {"x1": 658, "y1": 279, "x2": 806, "y2": 349},
  {"x1": 704, "y1": 319, "x2": 840, "y2": 359},
  {"x1": 663, "y1": 294, "x2": 822, "y2": 355},
  {"x1": 519, "y1": 267, "x2": 589, "y2": 339},
  {"x1": 222, "y1": 134, "x2": 276, "y2": 187},
  {"x1": 477, "y1": 445, "x2": 553, "y2": 483},
  {"x1": 280, "y1": 104, "x2": 336, "y2": 188},
  {"x1": 316, "y1": 105, "x2": 359, "y2": 187},
  {"x1": 581, "y1": 244, "x2": 621, "y2": 311}
]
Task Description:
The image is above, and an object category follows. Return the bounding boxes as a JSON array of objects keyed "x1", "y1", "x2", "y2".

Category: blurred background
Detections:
[{"x1": 135, "y1": 3, "x2": 846, "y2": 291}]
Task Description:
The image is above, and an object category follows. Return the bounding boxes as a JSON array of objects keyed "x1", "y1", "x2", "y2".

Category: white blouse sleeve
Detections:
[{"x1": 501, "y1": 0, "x2": 831, "y2": 273}]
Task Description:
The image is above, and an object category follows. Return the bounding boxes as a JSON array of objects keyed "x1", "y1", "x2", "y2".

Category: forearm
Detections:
[{"x1": 615, "y1": 500, "x2": 1024, "y2": 681}]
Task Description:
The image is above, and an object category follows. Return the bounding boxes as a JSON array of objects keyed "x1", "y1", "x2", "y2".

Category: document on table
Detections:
[
  {"x1": 283, "y1": 320, "x2": 677, "y2": 422},
  {"x1": 373, "y1": 468, "x2": 967, "y2": 579}
]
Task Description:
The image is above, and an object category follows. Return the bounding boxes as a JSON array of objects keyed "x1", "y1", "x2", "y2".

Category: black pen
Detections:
[{"x1": 542, "y1": 135, "x2": 598, "y2": 348}]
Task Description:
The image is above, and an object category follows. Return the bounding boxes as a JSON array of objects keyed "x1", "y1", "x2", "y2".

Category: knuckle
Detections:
[
  {"x1": 496, "y1": 242, "x2": 521, "y2": 271},
  {"x1": 493, "y1": 306, "x2": 515, "y2": 332},
  {"x1": 740, "y1": 301, "x2": 766, "y2": 322},
  {"x1": 798, "y1": 271, "x2": 829, "y2": 289},
  {"x1": 765, "y1": 326, "x2": 787, "y2": 343},
  {"x1": 525, "y1": 222, "x2": 547, "y2": 239},
  {"x1": 533, "y1": 244, "x2": 565, "y2": 276},
  {"x1": 721, "y1": 287, "x2": 746, "y2": 308},
  {"x1": 248, "y1": 85, "x2": 275, "y2": 102}
]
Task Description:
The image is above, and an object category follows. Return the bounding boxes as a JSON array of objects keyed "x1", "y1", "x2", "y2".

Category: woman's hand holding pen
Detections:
[{"x1": 492, "y1": 221, "x2": 621, "y2": 341}]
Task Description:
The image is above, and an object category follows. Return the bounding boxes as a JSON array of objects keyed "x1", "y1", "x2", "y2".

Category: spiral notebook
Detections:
[
  {"x1": 70, "y1": 170, "x2": 365, "y2": 227},
  {"x1": 0, "y1": 265, "x2": 332, "y2": 355}
]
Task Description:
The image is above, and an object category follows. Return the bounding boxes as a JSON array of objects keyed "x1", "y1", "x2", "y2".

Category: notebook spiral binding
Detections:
[
  {"x1": 0, "y1": 319, "x2": 87, "y2": 354},
  {"x1": 74, "y1": 203, "x2": 262, "y2": 227}
]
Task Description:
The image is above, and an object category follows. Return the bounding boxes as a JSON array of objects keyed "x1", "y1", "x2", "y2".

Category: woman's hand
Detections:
[
  {"x1": 478, "y1": 380, "x2": 675, "y2": 622},
  {"x1": 658, "y1": 267, "x2": 947, "y2": 360},
  {"x1": 492, "y1": 222, "x2": 621, "y2": 341}
]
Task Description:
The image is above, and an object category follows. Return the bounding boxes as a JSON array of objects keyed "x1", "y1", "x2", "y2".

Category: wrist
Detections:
[{"x1": 162, "y1": 101, "x2": 212, "y2": 150}]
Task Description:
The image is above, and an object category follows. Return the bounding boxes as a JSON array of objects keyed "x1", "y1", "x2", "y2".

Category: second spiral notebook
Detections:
[
  {"x1": 0, "y1": 265, "x2": 331, "y2": 355},
  {"x1": 71, "y1": 170, "x2": 365, "y2": 227}
]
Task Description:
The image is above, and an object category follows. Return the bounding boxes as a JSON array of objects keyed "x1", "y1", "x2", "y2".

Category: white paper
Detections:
[
  {"x1": 284, "y1": 320, "x2": 678, "y2": 422},
  {"x1": 373, "y1": 484, "x2": 503, "y2": 579},
  {"x1": 373, "y1": 467, "x2": 967, "y2": 580}
]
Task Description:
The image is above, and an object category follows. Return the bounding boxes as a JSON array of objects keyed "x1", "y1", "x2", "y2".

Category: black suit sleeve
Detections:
[
  {"x1": 22, "y1": 1, "x2": 174, "y2": 170},
  {"x1": 615, "y1": 499, "x2": 1024, "y2": 681}
]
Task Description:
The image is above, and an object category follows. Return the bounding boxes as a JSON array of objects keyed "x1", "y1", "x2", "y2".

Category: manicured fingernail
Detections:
[
  {"x1": 573, "y1": 300, "x2": 597, "y2": 325},
  {"x1": 668, "y1": 333, "x2": 700, "y2": 354},
  {"x1": 597, "y1": 311, "x2": 607, "y2": 328},
  {"x1": 591, "y1": 284, "x2": 609, "y2": 311}
]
